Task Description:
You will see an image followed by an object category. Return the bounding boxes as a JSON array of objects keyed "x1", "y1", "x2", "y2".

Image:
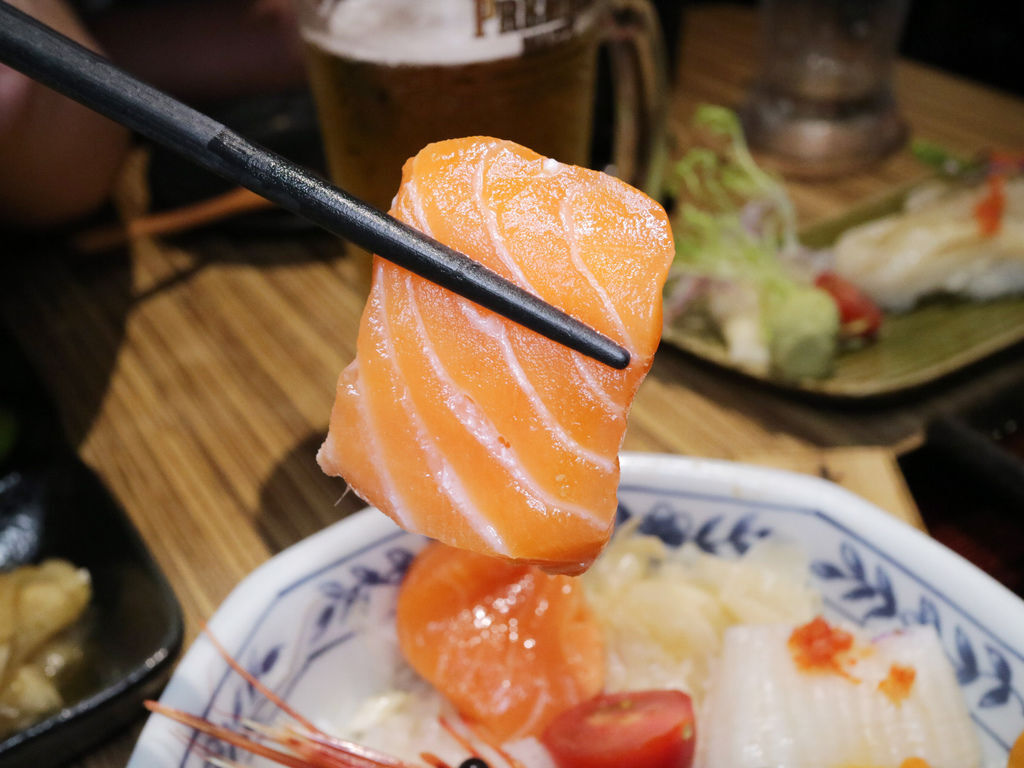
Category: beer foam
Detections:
[{"x1": 303, "y1": 0, "x2": 590, "y2": 65}]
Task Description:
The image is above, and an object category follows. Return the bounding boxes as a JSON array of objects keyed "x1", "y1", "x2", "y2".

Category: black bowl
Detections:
[{"x1": 0, "y1": 331, "x2": 183, "y2": 768}]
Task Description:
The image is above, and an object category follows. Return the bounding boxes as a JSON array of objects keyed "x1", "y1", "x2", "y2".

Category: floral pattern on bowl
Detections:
[{"x1": 128, "y1": 453, "x2": 1024, "y2": 768}]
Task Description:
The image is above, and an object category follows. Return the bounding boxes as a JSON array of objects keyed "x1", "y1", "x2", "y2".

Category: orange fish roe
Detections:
[
  {"x1": 878, "y1": 664, "x2": 917, "y2": 705},
  {"x1": 788, "y1": 617, "x2": 857, "y2": 679},
  {"x1": 975, "y1": 174, "x2": 1006, "y2": 237}
]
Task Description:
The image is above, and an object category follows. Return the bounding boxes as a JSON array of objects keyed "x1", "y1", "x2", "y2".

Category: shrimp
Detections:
[{"x1": 146, "y1": 629, "x2": 496, "y2": 768}]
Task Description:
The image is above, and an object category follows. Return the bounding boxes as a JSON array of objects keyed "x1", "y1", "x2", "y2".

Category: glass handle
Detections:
[{"x1": 604, "y1": 0, "x2": 669, "y2": 196}]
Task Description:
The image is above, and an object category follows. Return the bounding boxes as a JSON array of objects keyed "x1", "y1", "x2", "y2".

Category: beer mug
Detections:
[{"x1": 297, "y1": 0, "x2": 668, "y2": 216}]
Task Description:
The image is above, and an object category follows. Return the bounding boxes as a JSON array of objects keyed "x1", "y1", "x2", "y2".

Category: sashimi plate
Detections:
[
  {"x1": 663, "y1": 182, "x2": 1024, "y2": 398},
  {"x1": 128, "y1": 453, "x2": 1024, "y2": 767}
]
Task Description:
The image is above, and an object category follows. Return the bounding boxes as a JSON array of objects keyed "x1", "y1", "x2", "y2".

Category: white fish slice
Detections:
[
  {"x1": 833, "y1": 178, "x2": 1024, "y2": 312},
  {"x1": 696, "y1": 623, "x2": 981, "y2": 768}
]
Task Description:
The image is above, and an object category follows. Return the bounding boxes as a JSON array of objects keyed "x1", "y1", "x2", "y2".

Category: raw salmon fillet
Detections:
[
  {"x1": 395, "y1": 542, "x2": 605, "y2": 742},
  {"x1": 317, "y1": 137, "x2": 674, "y2": 572}
]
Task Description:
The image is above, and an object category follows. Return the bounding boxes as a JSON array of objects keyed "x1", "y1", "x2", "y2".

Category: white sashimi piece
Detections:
[
  {"x1": 706, "y1": 280, "x2": 770, "y2": 370},
  {"x1": 833, "y1": 177, "x2": 1024, "y2": 312},
  {"x1": 696, "y1": 624, "x2": 982, "y2": 768}
]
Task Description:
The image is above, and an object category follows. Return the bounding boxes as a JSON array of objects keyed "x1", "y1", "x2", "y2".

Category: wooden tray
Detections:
[{"x1": 662, "y1": 182, "x2": 1024, "y2": 398}]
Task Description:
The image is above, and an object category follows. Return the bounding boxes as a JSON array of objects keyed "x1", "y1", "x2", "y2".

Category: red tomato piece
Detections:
[
  {"x1": 814, "y1": 271, "x2": 884, "y2": 339},
  {"x1": 540, "y1": 690, "x2": 696, "y2": 768}
]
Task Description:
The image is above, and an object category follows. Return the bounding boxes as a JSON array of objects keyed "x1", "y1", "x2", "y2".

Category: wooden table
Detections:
[{"x1": 3, "y1": 5, "x2": 1023, "y2": 766}]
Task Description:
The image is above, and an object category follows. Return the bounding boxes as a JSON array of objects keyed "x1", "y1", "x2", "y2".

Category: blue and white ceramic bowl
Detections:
[{"x1": 128, "y1": 453, "x2": 1024, "y2": 768}]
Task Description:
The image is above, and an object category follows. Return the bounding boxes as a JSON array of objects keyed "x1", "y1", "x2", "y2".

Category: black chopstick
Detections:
[{"x1": 0, "y1": 2, "x2": 631, "y2": 370}]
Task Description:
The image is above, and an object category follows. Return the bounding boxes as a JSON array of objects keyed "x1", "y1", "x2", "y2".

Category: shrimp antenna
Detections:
[{"x1": 200, "y1": 621, "x2": 320, "y2": 734}]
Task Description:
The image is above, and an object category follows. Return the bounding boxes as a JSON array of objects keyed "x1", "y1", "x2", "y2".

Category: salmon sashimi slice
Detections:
[
  {"x1": 317, "y1": 137, "x2": 674, "y2": 572},
  {"x1": 395, "y1": 542, "x2": 605, "y2": 743}
]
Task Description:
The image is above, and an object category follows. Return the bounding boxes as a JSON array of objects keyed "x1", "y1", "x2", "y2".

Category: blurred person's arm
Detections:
[
  {"x1": 89, "y1": 0, "x2": 306, "y2": 103},
  {"x1": 0, "y1": 0, "x2": 306, "y2": 229},
  {"x1": 0, "y1": 0, "x2": 130, "y2": 227}
]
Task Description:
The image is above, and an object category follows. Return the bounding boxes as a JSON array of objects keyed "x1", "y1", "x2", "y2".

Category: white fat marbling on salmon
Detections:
[
  {"x1": 370, "y1": 276, "x2": 508, "y2": 553},
  {"x1": 458, "y1": 302, "x2": 615, "y2": 473},
  {"x1": 475, "y1": 144, "x2": 533, "y2": 287},
  {"x1": 471, "y1": 145, "x2": 631, "y2": 420},
  {"x1": 403, "y1": 166, "x2": 432, "y2": 236},
  {"x1": 571, "y1": 356, "x2": 625, "y2": 417},
  {"x1": 392, "y1": 183, "x2": 517, "y2": 548},
  {"x1": 404, "y1": 273, "x2": 605, "y2": 529},
  {"x1": 558, "y1": 193, "x2": 635, "y2": 355},
  {"x1": 330, "y1": 357, "x2": 411, "y2": 528},
  {"x1": 401, "y1": 164, "x2": 613, "y2": 479},
  {"x1": 515, "y1": 687, "x2": 554, "y2": 738}
]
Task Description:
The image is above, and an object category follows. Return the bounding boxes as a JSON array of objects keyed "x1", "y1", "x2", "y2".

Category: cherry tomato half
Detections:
[
  {"x1": 814, "y1": 271, "x2": 884, "y2": 339},
  {"x1": 540, "y1": 690, "x2": 696, "y2": 768}
]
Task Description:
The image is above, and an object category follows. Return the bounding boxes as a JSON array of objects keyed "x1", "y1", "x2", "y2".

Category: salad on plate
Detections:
[{"x1": 662, "y1": 106, "x2": 1024, "y2": 384}]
